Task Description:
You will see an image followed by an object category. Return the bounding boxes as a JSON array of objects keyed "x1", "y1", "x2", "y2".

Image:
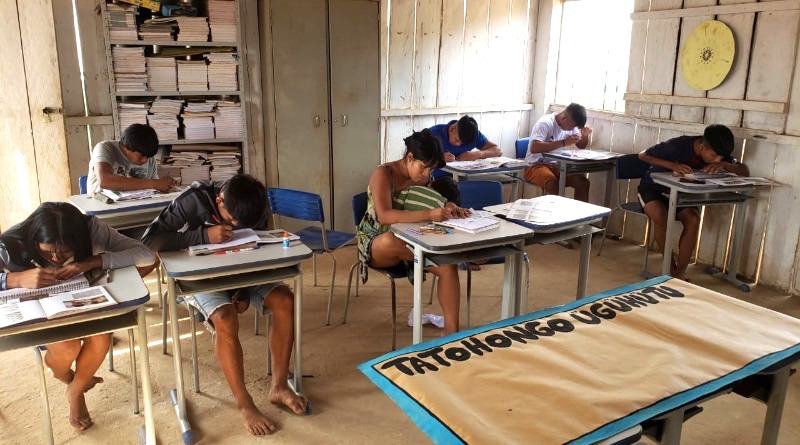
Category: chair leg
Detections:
[
  {"x1": 390, "y1": 279, "x2": 397, "y2": 351},
  {"x1": 156, "y1": 264, "x2": 163, "y2": 309},
  {"x1": 32, "y1": 347, "x2": 54, "y2": 445},
  {"x1": 188, "y1": 305, "x2": 200, "y2": 393},
  {"x1": 128, "y1": 328, "x2": 140, "y2": 415},
  {"x1": 466, "y1": 268, "x2": 472, "y2": 329},
  {"x1": 325, "y1": 253, "x2": 337, "y2": 326},
  {"x1": 343, "y1": 261, "x2": 359, "y2": 324},
  {"x1": 642, "y1": 219, "x2": 655, "y2": 279},
  {"x1": 254, "y1": 309, "x2": 260, "y2": 336},
  {"x1": 266, "y1": 312, "x2": 272, "y2": 376},
  {"x1": 108, "y1": 339, "x2": 115, "y2": 371},
  {"x1": 312, "y1": 254, "x2": 318, "y2": 286},
  {"x1": 161, "y1": 289, "x2": 169, "y2": 355}
]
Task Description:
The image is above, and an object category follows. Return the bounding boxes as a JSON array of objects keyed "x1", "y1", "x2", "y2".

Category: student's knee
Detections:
[
  {"x1": 679, "y1": 209, "x2": 700, "y2": 228},
  {"x1": 84, "y1": 333, "x2": 112, "y2": 348},
  {"x1": 543, "y1": 180, "x2": 559, "y2": 195},
  {"x1": 209, "y1": 305, "x2": 239, "y2": 335},
  {"x1": 264, "y1": 285, "x2": 294, "y2": 313},
  {"x1": 48, "y1": 340, "x2": 82, "y2": 358},
  {"x1": 431, "y1": 264, "x2": 458, "y2": 280}
]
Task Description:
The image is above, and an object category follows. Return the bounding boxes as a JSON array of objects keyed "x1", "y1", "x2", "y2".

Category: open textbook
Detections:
[
  {"x1": 0, "y1": 285, "x2": 116, "y2": 329},
  {"x1": 446, "y1": 156, "x2": 528, "y2": 170},
  {"x1": 0, "y1": 274, "x2": 90, "y2": 304},
  {"x1": 549, "y1": 148, "x2": 619, "y2": 160},
  {"x1": 434, "y1": 210, "x2": 500, "y2": 234},
  {"x1": 188, "y1": 228, "x2": 262, "y2": 256},
  {"x1": 100, "y1": 188, "x2": 159, "y2": 202}
]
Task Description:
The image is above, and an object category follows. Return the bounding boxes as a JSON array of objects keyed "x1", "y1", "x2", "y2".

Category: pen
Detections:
[
  {"x1": 213, "y1": 246, "x2": 260, "y2": 256},
  {"x1": 105, "y1": 269, "x2": 113, "y2": 283},
  {"x1": 405, "y1": 228, "x2": 424, "y2": 236}
]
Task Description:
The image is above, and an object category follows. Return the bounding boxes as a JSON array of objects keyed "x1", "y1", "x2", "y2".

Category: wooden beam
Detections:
[
  {"x1": 381, "y1": 104, "x2": 535, "y2": 117},
  {"x1": 630, "y1": 0, "x2": 800, "y2": 20},
  {"x1": 64, "y1": 115, "x2": 113, "y2": 126},
  {"x1": 623, "y1": 93, "x2": 786, "y2": 113}
]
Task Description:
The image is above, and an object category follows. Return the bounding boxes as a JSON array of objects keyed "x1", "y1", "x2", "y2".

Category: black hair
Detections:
[
  {"x1": 431, "y1": 177, "x2": 461, "y2": 206},
  {"x1": 221, "y1": 174, "x2": 268, "y2": 228},
  {"x1": 703, "y1": 124, "x2": 734, "y2": 158},
  {"x1": 403, "y1": 129, "x2": 445, "y2": 169},
  {"x1": 0, "y1": 202, "x2": 92, "y2": 268},
  {"x1": 564, "y1": 103, "x2": 588, "y2": 129},
  {"x1": 120, "y1": 123, "x2": 159, "y2": 157},
  {"x1": 456, "y1": 115, "x2": 479, "y2": 145}
]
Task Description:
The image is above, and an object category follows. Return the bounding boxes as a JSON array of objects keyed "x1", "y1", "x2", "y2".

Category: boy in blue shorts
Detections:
[
  {"x1": 142, "y1": 174, "x2": 307, "y2": 436},
  {"x1": 638, "y1": 125, "x2": 749, "y2": 280}
]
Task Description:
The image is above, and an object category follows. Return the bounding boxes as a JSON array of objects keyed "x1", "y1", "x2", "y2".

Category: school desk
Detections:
[
  {"x1": 0, "y1": 266, "x2": 155, "y2": 445},
  {"x1": 542, "y1": 148, "x2": 622, "y2": 209},
  {"x1": 68, "y1": 191, "x2": 181, "y2": 230},
  {"x1": 390, "y1": 218, "x2": 533, "y2": 344},
  {"x1": 158, "y1": 241, "x2": 312, "y2": 445},
  {"x1": 484, "y1": 195, "x2": 611, "y2": 301},
  {"x1": 359, "y1": 276, "x2": 800, "y2": 445},
  {"x1": 441, "y1": 162, "x2": 527, "y2": 201},
  {"x1": 650, "y1": 172, "x2": 760, "y2": 291}
]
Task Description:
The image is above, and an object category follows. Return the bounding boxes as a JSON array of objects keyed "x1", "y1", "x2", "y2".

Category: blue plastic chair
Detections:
[
  {"x1": 78, "y1": 175, "x2": 88, "y2": 194},
  {"x1": 267, "y1": 187, "x2": 355, "y2": 325},
  {"x1": 343, "y1": 192, "x2": 408, "y2": 350},
  {"x1": 515, "y1": 137, "x2": 530, "y2": 160}
]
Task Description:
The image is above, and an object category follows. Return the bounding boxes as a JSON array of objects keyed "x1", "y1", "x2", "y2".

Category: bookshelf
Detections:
[{"x1": 101, "y1": 0, "x2": 247, "y2": 185}]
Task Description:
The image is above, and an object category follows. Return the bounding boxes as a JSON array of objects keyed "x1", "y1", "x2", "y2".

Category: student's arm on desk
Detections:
[
  {"x1": 95, "y1": 162, "x2": 174, "y2": 193},
  {"x1": 703, "y1": 159, "x2": 750, "y2": 177},
  {"x1": 141, "y1": 199, "x2": 208, "y2": 252},
  {"x1": 89, "y1": 218, "x2": 155, "y2": 268},
  {"x1": 456, "y1": 140, "x2": 501, "y2": 161},
  {"x1": 638, "y1": 150, "x2": 693, "y2": 176}
]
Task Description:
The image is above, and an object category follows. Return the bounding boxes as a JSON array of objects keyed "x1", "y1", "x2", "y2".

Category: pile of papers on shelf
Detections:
[
  {"x1": 208, "y1": 0, "x2": 237, "y2": 42},
  {"x1": 214, "y1": 101, "x2": 243, "y2": 138},
  {"x1": 139, "y1": 17, "x2": 176, "y2": 40},
  {"x1": 162, "y1": 150, "x2": 209, "y2": 184},
  {"x1": 147, "y1": 99, "x2": 183, "y2": 141},
  {"x1": 177, "y1": 60, "x2": 208, "y2": 91},
  {"x1": 175, "y1": 17, "x2": 209, "y2": 42},
  {"x1": 113, "y1": 47, "x2": 147, "y2": 91},
  {"x1": 107, "y1": 4, "x2": 138, "y2": 40},
  {"x1": 146, "y1": 56, "x2": 177, "y2": 90},
  {"x1": 118, "y1": 101, "x2": 150, "y2": 130},
  {"x1": 182, "y1": 100, "x2": 216, "y2": 140},
  {"x1": 206, "y1": 53, "x2": 239, "y2": 90},
  {"x1": 209, "y1": 152, "x2": 241, "y2": 181},
  {"x1": 157, "y1": 165, "x2": 182, "y2": 184}
]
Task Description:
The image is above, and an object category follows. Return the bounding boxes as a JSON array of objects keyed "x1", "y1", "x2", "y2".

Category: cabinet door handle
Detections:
[
  {"x1": 314, "y1": 115, "x2": 321, "y2": 127},
  {"x1": 341, "y1": 114, "x2": 348, "y2": 127}
]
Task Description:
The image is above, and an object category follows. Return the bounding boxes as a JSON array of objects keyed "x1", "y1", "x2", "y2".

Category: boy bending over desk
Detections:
[
  {"x1": 638, "y1": 124, "x2": 749, "y2": 280},
  {"x1": 0, "y1": 203, "x2": 154, "y2": 431},
  {"x1": 142, "y1": 174, "x2": 307, "y2": 435}
]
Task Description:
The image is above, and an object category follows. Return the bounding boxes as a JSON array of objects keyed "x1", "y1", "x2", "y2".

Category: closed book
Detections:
[{"x1": 434, "y1": 215, "x2": 500, "y2": 234}]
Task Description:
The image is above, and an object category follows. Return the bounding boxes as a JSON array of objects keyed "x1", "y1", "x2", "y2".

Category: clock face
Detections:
[{"x1": 680, "y1": 20, "x2": 735, "y2": 91}]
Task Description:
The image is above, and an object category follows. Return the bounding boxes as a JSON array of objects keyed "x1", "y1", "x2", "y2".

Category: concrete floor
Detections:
[{"x1": 1, "y1": 238, "x2": 799, "y2": 444}]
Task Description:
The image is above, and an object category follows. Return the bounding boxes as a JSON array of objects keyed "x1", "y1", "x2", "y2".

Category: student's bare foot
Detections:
[
  {"x1": 239, "y1": 403, "x2": 276, "y2": 435},
  {"x1": 83, "y1": 375, "x2": 104, "y2": 393},
  {"x1": 66, "y1": 383, "x2": 93, "y2": 431},
  {"x1": 269, "y1": 384, "x2": 307, "y2": 415}
]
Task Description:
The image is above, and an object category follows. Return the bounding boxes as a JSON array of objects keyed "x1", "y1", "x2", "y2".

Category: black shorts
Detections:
[{"x1": 637, "y1": 183, "x2": 698, "y2": 217}]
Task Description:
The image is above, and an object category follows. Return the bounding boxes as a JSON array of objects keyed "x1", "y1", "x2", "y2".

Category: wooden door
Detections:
[
  {"x1": 271, "y1": 0, "x2": 333, "y2": 229},
  {"x1": 0, "y1": 0, "x2": 72, "y2": 230},
  {"x1": 329, "y1": 0, "x2": 380, "y2": 230}
]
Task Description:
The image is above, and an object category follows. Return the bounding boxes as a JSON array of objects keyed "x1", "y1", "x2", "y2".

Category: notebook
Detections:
[
  {"x1": 0, "y1": 285, "x2": 116, "y2": 329},
  {"x1": 0, "y1": 274, "x2": 90, "y2": 304},
  {"x1": 253, "y1": 229, "x2": 300, "y2": 244},
  {"x1": 188, "y1": 228, "x2": 262, "y2": 256},
  {"x1": 100, "y1": 188, "x2": 159, "y2": 202},
  {"x1": 434, "y1": 213, "x2": 500, "y2": 234}
]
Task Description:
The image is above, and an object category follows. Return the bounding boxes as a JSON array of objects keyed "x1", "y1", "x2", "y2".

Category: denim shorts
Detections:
[{"x1": 184, "y1": 282, "x2": 285, "y2": 327}]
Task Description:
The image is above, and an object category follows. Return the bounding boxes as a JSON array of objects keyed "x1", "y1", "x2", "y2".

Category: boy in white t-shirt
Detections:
[{"x1": 523, "y1": 103, "x2": 593, "y2": 202}]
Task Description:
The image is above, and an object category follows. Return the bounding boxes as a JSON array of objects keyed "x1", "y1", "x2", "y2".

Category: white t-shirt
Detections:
[
  {"x1": 524, "y1": 113, "x2": 581, "y2": 164},
  {"x1": 87, "y1": 140, "x2": 158, "y2": 193}
]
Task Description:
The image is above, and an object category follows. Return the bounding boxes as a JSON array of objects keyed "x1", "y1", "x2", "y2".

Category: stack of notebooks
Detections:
[
  {"x1": 147, "y1": 99, "x2": 183, "y2": 141},
  {"x1": 112, "y1": 47, "x2": 147, "y2": 91},
  {"x1": 175, "y1": 17, "x2": 210, "y2": 42},
  {"x1": 145, "y1": 57, "x2": 177, "y2": 90},
  {"x1": 177, "y1": 60, "x2": 208, "y2": 91},
  {"x1": 208, "y1": 0, "x2": 238, "y2": 42},
  {"x1": 118, "y1": 100, "x2": 150, "y2": 130},
  {"x1": 208, "y1": 152, "x2": 241, "y2": 181},
  {"x1": 206, "y1": 53, "x2": 239, "y2": 90},
  {"x1": 162, "y1": 150, "x2": 210, "y2": 184},
  {"x1": 182, "y1": 101, "x2": 216, "y2": 140},
  {"x1": 106, "y1": 3, "x2": 138, "y2": 40},
  {"x1": 214, "y1": 101, "x2": 243, "y2": 138},
  {"x1": 139, "y1": 17, "x2": 176, "y2": 40}
]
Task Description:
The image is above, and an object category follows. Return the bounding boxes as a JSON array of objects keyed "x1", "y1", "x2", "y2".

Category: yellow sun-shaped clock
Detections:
[{"x1": 680, "y1": 20, "x2": 735, "y2": 91}]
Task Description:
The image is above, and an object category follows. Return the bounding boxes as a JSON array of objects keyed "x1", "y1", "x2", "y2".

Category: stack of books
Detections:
[
  {"x1": 214, "y1": 101, "x2": 242, "y2": 138},
  {"x1": 208, "y1": 0, "x2": 238, "y2": 42},
  {"x1": 107, "y1": 4, "x2": 138, "y2": 40},
  {"x1": 206, "y1": 53, "x2": 238, "y2": 90},
  {"x1": 175, "y1": 17, "x2": 210, "y2": 42},
  {"x1": 208, "y1": 152, "x2": 241, "y2": 181},
  {"x1": 145, "y1": 57, "x2": 177, "y2": 90},
  {"x1": 182, "y1": 100, "x2": 216, "y2": 140},
  {"x1": 139, "y1": 17, "x2": 176, "y2": 40},
  {"x1": 177, "y1": 60, "x2": 208, "y2": 91},
  {"x1": 162, "y1": 150, "x2": 210, "y2": 184},
  {"x1": 148, "y1": 99, "x2": 183, "y2": 141},
  {"x1": 118, "y1": 100, "x2": 150, "y2": 130},
  {"x1": 112, "y1": 47, "x2": 147, "y2": 91}
]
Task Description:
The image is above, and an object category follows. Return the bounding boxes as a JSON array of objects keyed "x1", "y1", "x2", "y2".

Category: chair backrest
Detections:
[
  {"x1": 352, "y1": 192, "x2": 368, "y2": 226},
  {"x1": 616, "y1": 153, "x2": 651, "y2": 180},
  {"x1": 515, "y1": 137, "x2": 530, "y2": 159},
  {"x1": 458, "y1": 181, "x2": 503, "y2": 210},
  {"x1": 267, "y1": 187, "x2": 325, "y2": 223},
  {"x1": 78, "y1": 175, "x2": 88, "y2": 194}
]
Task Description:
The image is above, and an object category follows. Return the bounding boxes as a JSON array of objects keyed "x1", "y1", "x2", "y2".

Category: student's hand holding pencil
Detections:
[
  {"x1": 7, "y1": 267, "x2": 57, "y2": 289},
  {"x1": 428, "y1": 207, "x2": 453, "y2": 222},
  {"x1": 207, "y1": 224, "x2": 234, "y2": 244}
]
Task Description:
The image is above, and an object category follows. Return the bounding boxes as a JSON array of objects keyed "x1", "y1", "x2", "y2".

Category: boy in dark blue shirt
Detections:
[
  {"x1": 429, "y1": 116, "x2": 501, "y2": 178},
  {"x1": 638, "y1": 125, "x2": 749, "y2": 280}
]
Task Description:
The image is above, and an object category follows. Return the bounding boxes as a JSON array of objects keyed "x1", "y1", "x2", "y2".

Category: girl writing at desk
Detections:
[
  {"x1": 357, "y1": 129, "x2": 469, "y2": 336},
  {"x1": 0, "y1": 202, "x2": 154, "y2": 431}
]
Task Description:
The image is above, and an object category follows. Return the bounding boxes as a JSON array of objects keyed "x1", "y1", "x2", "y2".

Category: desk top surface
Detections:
[
  {"x1": 442, "y1": 164, "x2": 527, "y2": 175},
  {"x1": 0, "y1": 266, "x2": 149, "y2": 337},
  {"x1": 651, "y1": 172, "x2": 756, "y2": 193},
  {"x1": 542, "y1": 148, "x2": 621, "y2": 164},
  {"x1": 484, "y1": 195, "x2": 611, "y2": 232},
  {"x1": 390, "y1": 218, "x2": 532, "y2": 253},
  {"x1": 68, "y1": 192, "x2": 180, "y2": 216},
  {"x1": 159, "y1": 241, "x2": 313, "y2": 278}
]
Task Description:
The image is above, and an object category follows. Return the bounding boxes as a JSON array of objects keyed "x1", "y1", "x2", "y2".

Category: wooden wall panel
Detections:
[
  {"x1": 388, "y1": 0, "x2": 415, "y2": 109},
  {"x1": 413, "y1": 0, "x2": 443, "y2": 109},
  {"x1": 438, "y1": 0, "x2": 466, "y2": 107},
  {"x1": 500, "y1": 111, "x2": 522, "y2": 157},
  {"x1": 787, "y1": 25, "x2": 800, "y2": 136},
  {"x1": 604, "y1": 122, "x2": 637, "y2": 240},
  {"x1": 742, "y1": 9, "x2": 800, "y2": 131},
  {"x1": 487, "y1": 0, "x2": 512, "y2": 104},
  {"x1": 384, "y1": 117, "x2": 413, "y2": 162},
  {"x1": 461, "y1": 0, "x2": 490, "y2": 104},
  {"x1": 640, "y1": 0, "x2": 683, "y2": 119},
  {"x1": 516, "y1": 0, "x2": 535, "y2": 103},
  {"x1": 625, "y1": 0, "x2": 650, "y2": 117},
  {"x1": 671, "y1": 0, "x2": 715, "y2": 124},
  {"x1": 586, "y1": 117, "x2": 613, "y2": 206}
]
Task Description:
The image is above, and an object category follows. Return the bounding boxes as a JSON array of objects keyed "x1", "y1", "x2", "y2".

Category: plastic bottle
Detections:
[{"x1": 282, "y1": 232, "x2": 290, "y2": 248}]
